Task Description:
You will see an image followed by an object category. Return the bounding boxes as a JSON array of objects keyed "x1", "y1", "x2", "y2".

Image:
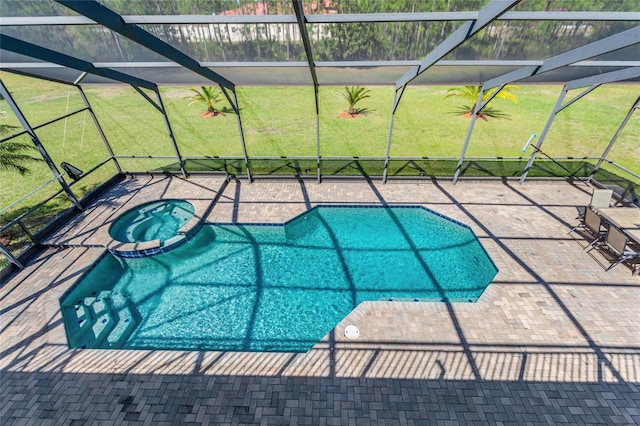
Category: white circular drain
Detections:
[{"x1": 344, "y1": 325, "x2": 360, "y2": 339}]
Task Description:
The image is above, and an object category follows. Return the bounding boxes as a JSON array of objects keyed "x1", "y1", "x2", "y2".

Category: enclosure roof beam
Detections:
[
  {"x1": 539, "y1": 27, "x2": 640, "y2": 74},
  {"x1": 0, "y1": 67, "x2": 76, "y2": 87},
  {"x1": 8, "y1": 59, "x2": 638, "y2": 70},
  {"x1": 502, "y1": 11, "x2": 640, "y2": 21},
  {"x1": 2, "y1": 11, "x2": 638, "y2": 26},
  {"x1": 0, "y1": 33, "x2": 157, "y2": 90},
  {"x1": 0, "y1": 16, "x2": 95, "y2": 26},
  {"x1": 4, "y1": 59, "x2": 640, "y2": 75},
  {"x1": 73, "y1": 71, "x2": 88, "y2": 85},
  {"x1": 483, "y1": 26, "x2": 640, "y2": 90},
  {"x1": 307, "y1": 11, "x2": 640, "y2": 23},
  {"x1": 56, "y1": 0, "x2": 235, "y2": 90},
  {"x1": 565, "y1": 67, "x2": 640, "y2": 91},
  {"x1": 0, "y1": 15, "x2": 300, "y2": 26},
  {"x1": 124, "y1": 15, "x2": 297, "y2": 25},
  {"x1": 395, "y1": 0, "x2": 521, "y2": 90},
  {"x1": 482, "y1": 66, "x2": 540, "y2": 89}
]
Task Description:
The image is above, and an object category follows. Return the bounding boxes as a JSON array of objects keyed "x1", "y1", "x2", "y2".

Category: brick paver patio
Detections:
[{"x1": 2, "y1": 176, "x2": 639, "y2": 425}]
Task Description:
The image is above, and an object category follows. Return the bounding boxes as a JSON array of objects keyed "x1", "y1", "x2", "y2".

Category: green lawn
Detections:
[
  {"x1": 0, "y1": 70, "x2": 639, "y2": 268},
  {"x1": 1, "y1": 71, "x2": 639, "y2": 214}
]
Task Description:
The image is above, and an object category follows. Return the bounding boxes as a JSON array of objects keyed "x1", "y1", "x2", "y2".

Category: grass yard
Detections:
[{"x1": 1, "y1": 71, "x2": 639, "y2": 215}]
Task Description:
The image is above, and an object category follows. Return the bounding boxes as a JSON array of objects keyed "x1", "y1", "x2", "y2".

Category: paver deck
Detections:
[{"x1": 1, "y1": 176, "x2": 639, "y2": 425}]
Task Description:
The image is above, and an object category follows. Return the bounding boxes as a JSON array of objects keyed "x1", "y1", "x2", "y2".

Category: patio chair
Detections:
[
  {"x1": 569, "y1": 207, "x2": 606, "y2": 249},
  {"x1": 596, "y1": 225, "x2": 640, "y2": 275},
  {"x1": 576, "y1": 188, "x2": 613, "y2": 219}
]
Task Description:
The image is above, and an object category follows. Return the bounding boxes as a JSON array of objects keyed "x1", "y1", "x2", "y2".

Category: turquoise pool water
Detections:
[
  {"x1": 108, "y1": 199, "x2": 195, "y2": 243},
  {"x1": 62, "y1": 206, "x2": 497, "y2": 353}
]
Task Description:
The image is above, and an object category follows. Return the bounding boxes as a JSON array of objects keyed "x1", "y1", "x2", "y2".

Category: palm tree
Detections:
[
  {"x1": 0, "y1": 112, "x2": 42, "y2": 175},
  {"x1": 444, "y1": 85, "x2": 519, "y2": 120},
  {"x1": 184, "y1": 86, "x2": 224, "y2": 116},
  {"x1": 341, "y1": 86, "x2": 371, "y2": 116}
]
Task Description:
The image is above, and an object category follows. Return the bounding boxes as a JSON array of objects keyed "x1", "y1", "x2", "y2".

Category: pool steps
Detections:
[{"x1": 63, "y1": 291, "x2": 139, "y2": 349}]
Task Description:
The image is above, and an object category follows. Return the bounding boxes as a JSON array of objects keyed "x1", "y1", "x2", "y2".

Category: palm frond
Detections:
[
  {"x1": 184, "y1": 86, "x2": 224, "y2": 113},
  {"x1": 449, "y1": 105, "x2": 511, "y2": 120},
  {"x1": 443, "y1": 86, "x2": 476, "y2": 101},
  {"x1": 0, "y1": 123, "x2": 19, "y2": 137},
  {"x1": 0, "y1": 141, "x2": 43, "y2": 175},
  {"x1": 444, "y1": 85, "x2": 518, "y2": 120},
  {"x1": 490, "y1": 86, "x2": 520, "y2": 103},
  {"x1": 478, "y1": 107, "x2": 511, "y2": 120},
  {"x1": 340, "y1": 86, "x2": 371, "y2": 115}
]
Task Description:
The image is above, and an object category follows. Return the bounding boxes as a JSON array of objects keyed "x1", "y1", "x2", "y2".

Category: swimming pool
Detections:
[{"x1": 61, "y1": 206, "x2": 497, "y2": 352}]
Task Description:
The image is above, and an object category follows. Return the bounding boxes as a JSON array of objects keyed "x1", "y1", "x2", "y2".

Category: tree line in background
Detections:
[{"x1": 2, "y1": 0, "x2": 637, "y2": 63}]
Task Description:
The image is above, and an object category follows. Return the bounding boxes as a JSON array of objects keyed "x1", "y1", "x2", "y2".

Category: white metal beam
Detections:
[
  {"x1": 484, "y1": 26, "x2": 640, "y2": 90},
  {"x1": 395, "y1": 0, "x2": 521, "y2": 90}
]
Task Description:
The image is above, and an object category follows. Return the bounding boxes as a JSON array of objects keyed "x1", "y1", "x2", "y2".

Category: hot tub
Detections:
[{"x1": 108, "y1": 200, "x2": 195, "y2": 255}]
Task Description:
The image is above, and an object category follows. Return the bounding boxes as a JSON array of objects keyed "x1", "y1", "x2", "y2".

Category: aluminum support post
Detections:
[
  {"x1": 0, "y1": 242, "x2": 23, "y2": 269},
  {"x1": 519, "y1": 87, "x2": 568, "y2": 184},
  {"x1": 227, "y1": 89, "x2": 252, "y2": 182},
  {"x1": 76, "y1": 85, "x2": 122, "y2": 173},
  {"x1": 314, "y1": 85, "x2": 321, "y2": 183},
  {"x1": 154, "y1": 90, "x2": 186, "y2": 178},
  {"x1": 452, "y1": 87, "x2": 487, "y2": 184},
  {"x1": 383, "y1": 86, "x2": 406, "y2": 183},
  {"x1": 292, "y1": 0, "x2": 321, "y2": 183},
  {"x1": 591, "y1": 95, "x2": 640, "y2": 178}
]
